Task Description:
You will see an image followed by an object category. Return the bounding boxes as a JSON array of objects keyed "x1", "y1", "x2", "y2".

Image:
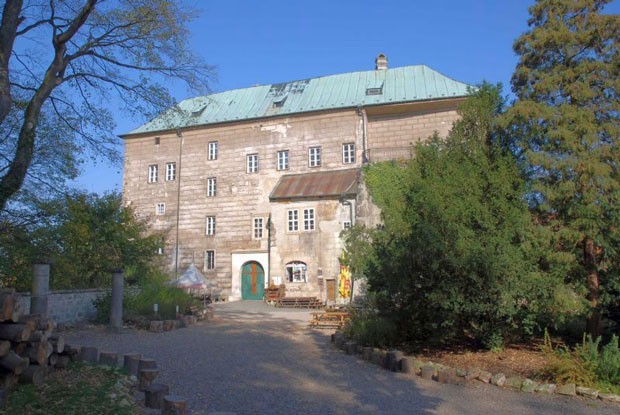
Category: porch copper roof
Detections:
[{"x1": 269, "y1": 168, "x2": 361, "y2": 201}]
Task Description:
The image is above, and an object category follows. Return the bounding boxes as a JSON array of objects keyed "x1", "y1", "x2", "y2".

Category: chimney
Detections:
[{"x1": 375, "y1": 53, "x2": 388, "y2": 70}]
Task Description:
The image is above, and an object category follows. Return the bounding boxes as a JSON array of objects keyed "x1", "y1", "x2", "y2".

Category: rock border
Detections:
[{"x1": 330, "y1": 333, "x2": 620, "y2": 405}]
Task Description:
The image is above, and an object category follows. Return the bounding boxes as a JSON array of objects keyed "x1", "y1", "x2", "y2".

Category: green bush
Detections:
[
  {"x1": 541, "y1": 331, "x2": 620, "y2": 391},
  {"x1": 94, "y1": 271, "x2": 199, "y2": 323},
  {"x1": 344, "y1": 301, "x2": 399, "y2": 349}
]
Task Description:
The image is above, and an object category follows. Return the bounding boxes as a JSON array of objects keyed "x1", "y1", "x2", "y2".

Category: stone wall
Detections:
[{"x1": 20, "y1": 288, "x2": 109, "y2": 323}]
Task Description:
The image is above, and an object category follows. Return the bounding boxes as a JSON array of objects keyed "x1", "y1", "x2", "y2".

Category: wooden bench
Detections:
[
  {"x1": 309, "y1": 312, "x2": 351, "y2": 329},
  {"x1": 264, "y1": 285, "x2": 285, "y2": 302},
  {"x1": 276, "y1": 296, "x2": 324, "y2": 309}
]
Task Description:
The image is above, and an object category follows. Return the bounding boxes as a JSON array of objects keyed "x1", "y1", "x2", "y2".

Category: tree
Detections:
[
  {"x1": 0, "y1": 0, "x2": 213, "y2": 212},
  {"x1": 0, "y1": 190, "x2": 163, "y2": 290},
  {"x1": 505, "y1": 0, "x2": 620, "y2": 336},
  {"x1": 344, "y1": 84, "x2": 567, "y2": 349}
]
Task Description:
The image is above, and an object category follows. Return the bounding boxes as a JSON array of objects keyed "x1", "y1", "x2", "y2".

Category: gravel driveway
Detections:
[{"x1": 66, "y1": 301, "x2": 617, "y2": 415}]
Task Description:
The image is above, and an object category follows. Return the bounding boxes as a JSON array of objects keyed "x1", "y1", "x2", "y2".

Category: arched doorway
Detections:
[{"x1": 241, "y1": 261, "x2": 265, "y2": 300}]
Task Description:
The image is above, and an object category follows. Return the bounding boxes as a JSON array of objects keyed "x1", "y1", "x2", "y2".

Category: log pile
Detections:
[{"x1": 0, "y1": 289, "x2": 68, "y2": 389}]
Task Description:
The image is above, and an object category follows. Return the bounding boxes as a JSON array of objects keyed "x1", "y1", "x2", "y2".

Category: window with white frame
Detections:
[
  {"x1": 343, "y1": 143, "x2": 355, "y2": 164},
  {"x1": 286, "y1": 261, "x2": 307, "y2": 283},
  {"x1": 156, "y1": 203, "x2": 165, "y2": 215},
  {"x1": 206, "y1": 216, "x2": 216, "y2": 235},
  {"x1": 208, "y1": 141, "x2": 218, "y2": 160},
  {"x1": 253, "y1": 218, "x2": 264, "y2": 239},
  {"x1": 308, "y1": 147, "x2": 321, "y2": 167},
  {"x1": 207, "y1": 177, "x2": 216, "y2": 197},
  {"x1": 303, "y1": 208, "x2": 315, "y2": 231},
  {"x1": 277, "y1": 150, "x2": 289, "y2": 171},
  {"x1": 247, "y1": 154, "x2": 258, "y2": 173},
  {"x1": 165, "y1": 162, "x2": 176, "y2": 181},
  {"x1": 287, "y1": 209, "x2": 299, "y2": 232},
  {"x1": 148, "y1": 165, "x2": 158, "y2": 183},
  {"x1": 205, "y1": 250, "x2": 216, "y2": 270}
]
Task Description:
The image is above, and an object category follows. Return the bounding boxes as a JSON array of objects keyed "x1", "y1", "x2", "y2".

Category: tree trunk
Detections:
[
  {"x1": 0, "y1": 0, "x2": 24, "y2": 124},
  {"x1": 584, "y1": 238, "x2": 600, "y2": 338}
]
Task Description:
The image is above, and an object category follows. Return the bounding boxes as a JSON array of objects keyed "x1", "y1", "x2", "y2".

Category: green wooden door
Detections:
[{"x1": 241, "y1": 262, "x2": 264, "y2": 300}]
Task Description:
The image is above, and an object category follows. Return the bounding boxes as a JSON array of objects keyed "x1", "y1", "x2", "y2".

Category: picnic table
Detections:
[{"x1": 309, "y1": 311, "x2": 351, "y2": 329}]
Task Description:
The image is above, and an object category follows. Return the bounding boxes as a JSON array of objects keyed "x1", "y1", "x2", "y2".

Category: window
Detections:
[
  {"x1": 148, "y1": 165, "x2": 158, "y2": 183},
  {"x1": 247, "y1": 154, "x2": 258, "y2": 173},
  {"x1": 165, "y1": 162, "x2": 176, "y2": 181},
  {"x1": 157, "y1": 247, "x2": 164, "y2": 255},
  {"x1": 206, "y1": 216, "x2": 216, "y2": 235},
  {"x1": 303, "y1": 208, "x2": 315, "y2": 231},
  {"x1": 155, "y1": 137, "x2": 160, "y2": 145},
  {"x1": 286, "y1": 261, "x2": 307, "y2": 283},
  {"x1": 343, "y1": 221, "x2": 352, "y2": 230},
  {"x1": 277, "y1": 150, "x2": 289, "y2": 171},
  {"x1": 253, "y1": 218, "x2": 264, "y2": 239},
  {"x1": 208, "y1": 141, "x2": 218, "y2": 160},
  {"x1": 205, "y1": 250, "x2": 216, "y2": 270},
  {"x1": 308, "y1": 147, "x2": 321, "y2": 167},
  {"x1": 207, "y1": 177, "x2": 216, "y2": 197},
  {"x1": 343, "y1": 143, "x2": 355, "y2": 164},
  {"x1": 287, "y1": 209, "x2": 299, "y2": 232},
  {"x1": 156, "y1": 203, "x2": 165, "y2": 215}
]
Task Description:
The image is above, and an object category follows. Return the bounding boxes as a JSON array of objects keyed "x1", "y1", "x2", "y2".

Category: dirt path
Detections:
[{"x1": 66, "y1": 302, "x2": 617, "y2": 415}]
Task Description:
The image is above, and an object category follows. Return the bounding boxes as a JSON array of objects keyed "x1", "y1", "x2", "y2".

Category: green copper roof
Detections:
[{"x1": 125, "y1": 65, "x2": 472, "y2": 136}]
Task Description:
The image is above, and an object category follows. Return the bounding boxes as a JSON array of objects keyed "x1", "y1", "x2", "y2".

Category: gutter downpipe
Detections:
[
  {"x1": 174, "y1": 128, "x2": 184, "y2": 274},
  {"x1": 267, "y1": 214, "x2": 272, "y2": 287},
  {"x1": 357, "y1": 106, "x2": 368, "y2": 163}
]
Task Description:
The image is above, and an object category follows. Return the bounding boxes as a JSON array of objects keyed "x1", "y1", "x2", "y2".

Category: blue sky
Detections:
[{"x1": 69, "y1": 0, "x2": 618, "y2": 193}]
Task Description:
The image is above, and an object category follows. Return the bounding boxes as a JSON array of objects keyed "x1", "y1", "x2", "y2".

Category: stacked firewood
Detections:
[{"x1": 0, "y1": 289, "x2": 67, "y2": 388}]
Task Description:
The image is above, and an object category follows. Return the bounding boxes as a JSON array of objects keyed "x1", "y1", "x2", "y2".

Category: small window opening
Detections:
[
  {"x1": 366, "y1": 87, "x2": 383, "y2": 96},
  {"x1": 272, "y1": 97, "x2": 287, "y2": 108},
  {"x1": 155, "y1": 137, "x2": 160, "y2": 145}
]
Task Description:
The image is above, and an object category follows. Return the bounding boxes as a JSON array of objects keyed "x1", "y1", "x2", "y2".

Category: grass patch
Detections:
[{"x1": 0, "y1": 362, "x2": 138, "y2": 415}]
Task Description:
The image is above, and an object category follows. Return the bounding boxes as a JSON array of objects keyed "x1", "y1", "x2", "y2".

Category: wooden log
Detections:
[
  {"x1": 78, "y1": 346, "x2": 99, "y2": 364},
  {"x1": 124, "y1": 353, "x2": 140, "y2": 376},
  {"x1": 25, "y1": 343, "x2": 51, "y2": 366},
  {"x1": 0, "y1": 324, "x2": 31, "y2": 342},
  {"x1": 48, "y1": 335, "x2": 65, "y2": 354},
  {"x1": 148, "y1": 321, "x2": 163, "y2": 333},
  {"x1": 48, "y1": 353, "x2": 59, "y2": 366},
  {"x1": 162, "y1": 395, "x2": 187, "y2": 415},
  {"x1": 12, "y1": 342, "x2": 26, "y2": 355},
  {"x1": 54, "y1": 354, "x2": 70, "y2": 369},
  {"x1": 27, "y1": 330, "x2": 48, "y2": 344},
  {"x1": 139, "y1": 368, "x2": 159, "y2": 391},
  {"x1": 99, "y1": 351, "x2": 119, "y2": 367},
  {"x1": 18, "y1": 364, "x2": 47, "y2": 385},
  {"x1": 145, "y1": 383, "x2": 169, "y2": 409},
  {"x1": 0, "y1": 351, "x2": 29, "y2": 374},
  {"x1": 39, "y1": 318, "x2": 54, "y2": 337},
  {"x1": 0, "y1": 341, "x2": 9, "y2": 357},
  {"x1": 138, "y1": 358, "x2": 157, "y2": 371},
  {"x1": 163, "y1": 320, "x2": 176, "y2": 331},
  {"x1": 0, "y1": 294, "x2": 24, "y2": 322}
]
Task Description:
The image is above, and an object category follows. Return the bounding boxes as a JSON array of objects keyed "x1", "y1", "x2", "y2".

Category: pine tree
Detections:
[{"x1": 506, "y1": 0, "x2": 620, "y2": 336}]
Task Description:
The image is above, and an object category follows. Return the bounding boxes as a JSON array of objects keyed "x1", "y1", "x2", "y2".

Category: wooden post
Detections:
[
  {"x1": 99, "y1": 351, "x2": 119, "y2": 367},
  {"x1": 138, "y1": 358, "x2": 157, "y2": 371},
  {"x1": 139, "y1": 368, "x2": 159, "y2": 390},
  {"x1": 110, "y1": 269, "x2": 124, "y2": 329},
  {"x1": 145, "y1": 383, "x2": 169, "y2": 409},
  {"x1": 163, "y1": 395, "x2": 187, "y2": 415},
  {"x1": 123, "y1": 353, "x2": 140, "y2": 376}
]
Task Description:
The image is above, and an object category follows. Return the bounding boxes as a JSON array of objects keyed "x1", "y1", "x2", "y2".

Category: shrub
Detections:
[
  {"x1": 94, "y1": 270, "x2": 199, "y2": 323},
  {"x1": 344, "y1": 300, "x2": 399, "y2": 349}
]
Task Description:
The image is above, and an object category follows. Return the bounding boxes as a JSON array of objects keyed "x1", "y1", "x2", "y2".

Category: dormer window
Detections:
[
  {"x1": 366, "y1": 87, "x2": 383, "y2": 96},
  {"x1": 272, "y1": 97, "x2": 287, "y2": 108}
]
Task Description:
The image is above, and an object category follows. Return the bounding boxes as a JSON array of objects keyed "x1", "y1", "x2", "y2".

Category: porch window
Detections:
[{"x1": 286, "y1": 261, "x2": 307, "y2": 283}]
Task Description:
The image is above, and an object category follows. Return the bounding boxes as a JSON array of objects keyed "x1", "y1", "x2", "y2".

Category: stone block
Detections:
[
  {"x1": 490, "y1": 373, "x2": 506, "y2": 387},
  {"x1": 464, "y1": 368, "x2": 481, "y2": 381},
  {"x1": 576, "y1": 387, "x2": 599, "y2": 399},
  {"x1": 399, "y1": 357, "x2": 414, "y2": 374},
  {"x1": 437, "y1": 368, "x2": 461, "y2": 385},
  {"x1": 477, "y1": 371, "x2": 492, "y2": 383},
  {"x1": 386, "y1": 351, "x2": 404, "y2": 372},
  {"x1": 556, "y1": 383, "x2": 576, "y2": 396},
  {"x1": 521, "y1": 379, "x2": 538, "y2": 393},
  {"x1": 345, "y1": 342, "x2": 357, "y2": 356},
  {"x1": 505, "y1": 377, "x2": 523, "y2": 390},
  {"x1": 599, "y1": 393, "x2": 620, "y2": 403},
  {"x1": 536, "y1": 384, "x2": 556, "y2": 394}
]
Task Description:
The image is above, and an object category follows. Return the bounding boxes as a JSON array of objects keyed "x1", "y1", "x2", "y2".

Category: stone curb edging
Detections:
[
  {"x1": 330, "y1": 333, "x2": 620, "y2": 404},
  {"x1": 67, "y1": 344, "x2": 189, "y2": 414}
]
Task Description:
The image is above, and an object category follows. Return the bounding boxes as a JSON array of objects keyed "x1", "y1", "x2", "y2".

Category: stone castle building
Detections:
[{"x1": 121, "y1": 55, "x2": 472, "y2": 301}]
